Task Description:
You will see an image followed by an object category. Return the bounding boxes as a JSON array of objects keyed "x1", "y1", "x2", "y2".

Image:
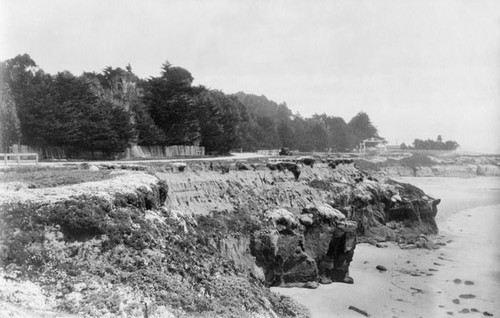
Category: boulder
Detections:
[
  {"x1": 376, "y1": 265, "x2": 387, "y2": 272},
  {"x1": 385, "y1": 180, "x2": 441, "y2": 235}
]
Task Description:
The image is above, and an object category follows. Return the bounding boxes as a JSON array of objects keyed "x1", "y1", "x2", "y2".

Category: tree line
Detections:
[
  {"x1": 401, "y1": 135, "x2": 459, "y2": 151},
  {"x1": 0, "y1": 54, "x2": 381, "y2": 158}
]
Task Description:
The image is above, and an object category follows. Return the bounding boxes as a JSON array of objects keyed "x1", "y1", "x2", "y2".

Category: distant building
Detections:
[{"x1": 359, "y1": 138, "x2": 387, "y2": 153}]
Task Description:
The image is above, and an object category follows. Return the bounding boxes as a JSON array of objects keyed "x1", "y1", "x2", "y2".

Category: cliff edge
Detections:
[{"x1": 0, "y1": 159, "x2": 440, "y2": 317}]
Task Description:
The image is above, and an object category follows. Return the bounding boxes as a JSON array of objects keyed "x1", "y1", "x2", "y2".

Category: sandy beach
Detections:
[{"x1": 273, "y1": 177, "x2": 500, "y2": 317}]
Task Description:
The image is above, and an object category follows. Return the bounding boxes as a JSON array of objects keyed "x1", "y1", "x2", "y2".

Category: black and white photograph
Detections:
[{"x1": 0, "y1": 1, "x2": 499, "y2": 317}]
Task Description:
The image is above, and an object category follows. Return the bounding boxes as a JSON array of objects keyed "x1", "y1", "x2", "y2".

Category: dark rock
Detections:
[
  {"x1": 459, "y1": 294, "x2": 476, "y2": 299},
  {"x1": 385, "y1": 180, "x2": 441, "y2": 234},
  {"x1": 452, "y1": 299, "x2": 460, "y2": 304},
  {"x1": 459, "y1": 308, "x2": 470, "y2": 314},
  {"x1": 348, "y1": 305, "x2": 370, "y2": 317},
  {"x1": 318, "y1": 226, "x2": 356, "y2": 283},
  {"x1": 410, "y1": 287, "x2": 424, "y2": 294},
  {"x1": 453, "y1": 278, "x2": 462, "y2": 284},
  {"x1": 483, "y1": 311, "x2": 493, "y2": 316},
  {"x1": 376, "y1": 265, "x2": 387, "y2": 272},
  {"x1": 464, "y1": 280, "x2": 474, "y2": 285},
  {"x1": 299, "y1": 157, "x2": 315, "y2": 167}
]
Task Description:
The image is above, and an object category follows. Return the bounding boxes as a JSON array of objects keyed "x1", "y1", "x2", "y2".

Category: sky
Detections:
[{"x1": 1, "y1": 0, "x2": 499, "y2": 152}]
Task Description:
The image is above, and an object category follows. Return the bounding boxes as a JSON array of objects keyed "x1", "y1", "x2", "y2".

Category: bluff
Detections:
[
  {"x1": 353, "y1": 152, "x2": 500, "y2": 178},
  {"x1": 0, "y1": 159, "x2": 440, "y2": 317}
]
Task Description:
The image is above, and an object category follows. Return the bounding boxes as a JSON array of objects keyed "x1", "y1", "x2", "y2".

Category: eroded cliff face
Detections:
[
  {"x1": 0, "y1": 160, "x2": 440, "y2": 317},
  {"x1": 159, "y1": 160, "x2": 441, "y2": 287},
  {"x1": 354, "y1": 153, "x2": 500, "y2": 178},
  {"x1": 161, "y1": 160, "x2": 440, "y2": 238}
]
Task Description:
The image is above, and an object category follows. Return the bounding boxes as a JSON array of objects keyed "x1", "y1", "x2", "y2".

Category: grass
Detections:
[{"x1": 0, "y1": 166, "x2": 113, "y2": 188}]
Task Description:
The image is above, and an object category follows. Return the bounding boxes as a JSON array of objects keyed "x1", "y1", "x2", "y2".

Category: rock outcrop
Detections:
[
  {"x1": 353, "y1": 152, "x2": 500, "y2": 178},
  {"x1": 0, "y1": 159, "x2": 441, "y2": 317},
  {"x1": 158, "y1": 159, "x2": 441, "y2": 287},
  {"x1": 251, "y1": 205, "x2": 357, "y2": 287}
]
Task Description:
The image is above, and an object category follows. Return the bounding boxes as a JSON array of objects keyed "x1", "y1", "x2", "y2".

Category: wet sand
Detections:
[{"x1": 273, "y1": 177, "x2": 500, "y2": 317}]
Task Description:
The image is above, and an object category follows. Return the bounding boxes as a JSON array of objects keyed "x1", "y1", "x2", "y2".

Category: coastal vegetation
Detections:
[
  {"x1": 0, "y1": 158, "x2": 443, "y2": 317},
  {"x1": 0, "y1": 54, "x2": 380, "y2": 158},
  {"x1": 401, "y1": 135, "x2": 460, "y2": 151}
]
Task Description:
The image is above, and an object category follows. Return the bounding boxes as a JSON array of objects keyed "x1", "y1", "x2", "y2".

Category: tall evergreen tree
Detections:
[{"x1": 0, "y1": 84, "x2": 20, "y2": 152}]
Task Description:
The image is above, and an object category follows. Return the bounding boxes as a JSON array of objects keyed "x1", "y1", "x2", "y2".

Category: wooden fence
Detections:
[
  {"x1": 5, "y1": 144, "x2": 205, "y2": 161},
  {"x1": 1, "y1": 153, "x2": 39, "y2": 165},
  {"x1": 133, "y1": 145, "x2": 205, "y2": 158},
  {"x1": 257, "y1": 149, "x2": 279, "y2": 156}
]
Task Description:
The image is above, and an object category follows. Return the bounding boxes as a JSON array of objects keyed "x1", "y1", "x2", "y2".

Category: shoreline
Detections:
[{"x1": 273, "y1": 177, "x2": 500, "y2": 317}]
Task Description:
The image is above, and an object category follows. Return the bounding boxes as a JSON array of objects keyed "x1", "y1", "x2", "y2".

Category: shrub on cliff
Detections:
[{"x1": 0, "y1": 195, "x2": 309, "y2": 317}]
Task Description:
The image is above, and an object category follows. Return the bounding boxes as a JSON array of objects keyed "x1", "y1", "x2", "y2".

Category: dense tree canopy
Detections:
[
  {"x1": 0, "y1": 53, "x2": 389, "y2": 158},
  {"x1": 0, "y1": 55, "x2": 133, "y2": 158},
  {"x1": 412, "y1": 136, "x2": 459, "y2": 150}
]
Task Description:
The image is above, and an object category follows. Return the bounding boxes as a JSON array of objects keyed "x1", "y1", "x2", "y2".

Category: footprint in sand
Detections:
[{"x1": 459, "y1": 308, "x2": 470, "y2": 313}]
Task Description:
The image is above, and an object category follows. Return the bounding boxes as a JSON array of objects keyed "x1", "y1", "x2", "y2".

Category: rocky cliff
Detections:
[
  {"x1": 353, "y1": 152, "x2": 500, "y2": 177},
  {"x1": 0, "y1": 159, "x2": 440, "y2": 317}
]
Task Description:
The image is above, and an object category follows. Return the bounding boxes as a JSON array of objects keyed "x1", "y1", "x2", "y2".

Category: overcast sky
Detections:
[{"x1": 1, "y1": 0, "x2": 499, "y2": 152}]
